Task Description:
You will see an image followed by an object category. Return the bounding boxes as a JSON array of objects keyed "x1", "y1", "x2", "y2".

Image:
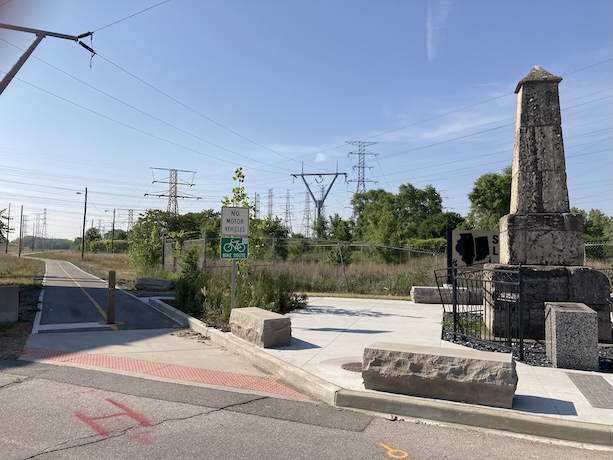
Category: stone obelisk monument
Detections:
[{"x1": 487, "y1": 66, "x2": 611, "y2": 343}]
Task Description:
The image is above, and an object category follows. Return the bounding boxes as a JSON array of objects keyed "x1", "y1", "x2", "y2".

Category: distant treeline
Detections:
[{"x1": 11, "y1": 236, "x2": 73, "y2": 251}]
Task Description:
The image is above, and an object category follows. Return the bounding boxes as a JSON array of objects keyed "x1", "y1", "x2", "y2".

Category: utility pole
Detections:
[
  {"x1": 347, "y1": 141, "x2": 378, "y2": 193},
  {"x1": 0, "y1": 23, "x2": 94, "y2": 96},
  {"x1": 254, "y1": 193, "x2": 260, "y2": 219},
  {"x1": 292, "y1": 163, "x2": 347, "y2": 223},
  {"x1": 78, "y1": 187, "x2": 87, "y2": 260},
  {"x1": 18, "y1": 205, "x2": 23, "y2": 257},
  {"x1": 111, "y1": 209, "x2": 115, "y2": 253},
  {"x1": 4, "y1": 203, "x2": 10, "y2": 254},
  {"x1": 145, "y1": 168, "x2": 200, "y2": 215}
]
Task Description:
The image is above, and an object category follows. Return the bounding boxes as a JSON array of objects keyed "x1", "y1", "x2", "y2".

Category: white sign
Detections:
[
  {"x1": 450, "y1": 230, "x2": 499, "y2": 266},
  {"x1": 221, "y1": 206, "x2": 250, "y2": 236}
]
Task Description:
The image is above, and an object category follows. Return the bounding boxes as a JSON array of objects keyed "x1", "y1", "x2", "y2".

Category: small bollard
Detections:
[{"x1": 107, "y1": 270, "x2": 116, "y2": 324}]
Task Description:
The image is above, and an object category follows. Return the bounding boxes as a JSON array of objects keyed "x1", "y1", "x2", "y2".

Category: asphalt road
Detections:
[
  {"x1": 0, "y1": 361, "x2": 610, "y2": 460},
  {"x1": 36, "y1": 259, "x2": 178, "y2": 333},
  {"x1": 2, "y1": 258, "x2": 609, "y2": 459}
]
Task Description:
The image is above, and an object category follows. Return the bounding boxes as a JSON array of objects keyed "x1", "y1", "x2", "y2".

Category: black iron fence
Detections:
[{"x1": 435, "y1": 264, "x2": 524, "y2": 361}]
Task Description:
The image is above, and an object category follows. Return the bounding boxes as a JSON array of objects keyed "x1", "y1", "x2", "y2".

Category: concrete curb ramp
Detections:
[{"x1": 148, "y1": 298, "x2": 613, "y2": 447}]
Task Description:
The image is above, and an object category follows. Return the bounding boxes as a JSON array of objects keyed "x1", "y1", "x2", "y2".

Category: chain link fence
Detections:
[
  {"x1": 161, "y1": 236, "x2": 612, "y2": 297},
  {"x1": 162, "y1": 237, "x2": 446, "y2": 296}
]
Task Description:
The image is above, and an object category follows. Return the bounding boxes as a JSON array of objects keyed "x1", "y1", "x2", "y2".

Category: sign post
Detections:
[{"x1": 220, "y1": 207, "x2": 250, "y2": 309}]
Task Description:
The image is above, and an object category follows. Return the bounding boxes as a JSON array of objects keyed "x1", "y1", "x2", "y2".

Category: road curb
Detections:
[
  {"x1": 336, "y1": 390, "x2": 613, "y2": 447},
  {"x1": 148, "y1": 298, "x2": 613, "y2": 446},
  {"x1": 148, "y1": 298, "x2": 340, "y2": 404}
]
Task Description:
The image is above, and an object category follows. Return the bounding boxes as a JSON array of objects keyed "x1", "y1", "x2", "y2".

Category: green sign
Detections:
[{"x1": 220, "y1": 237, "x2": 249, "y2": 260}]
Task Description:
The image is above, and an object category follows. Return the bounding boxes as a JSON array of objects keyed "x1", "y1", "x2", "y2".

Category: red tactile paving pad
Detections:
[{"x1": 20, "y1": 347, "x2": 309, "y2": 399}]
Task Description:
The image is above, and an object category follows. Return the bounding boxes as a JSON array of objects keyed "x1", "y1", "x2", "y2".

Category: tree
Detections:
[
  {"x1": 313, "y1": 215, "x2": 328, "y2": 240},
  {"x1": 464, "y1": 166, "x2": 512, "y2": 230},
  {"x1": 351, "y1": 189, "x2": 398, "y2": 246},
  {"x1": 85, "y1": 227, "x2": 101, "y2": 242},
  {"x1": 128, "y1": 210, "x2": 168, "y2": 267},
  {"x1": 352, "y1": 184, "x2": 444, "y2": 246},
  {"x1": 417, "y1": 212, "x2": 465, "y2": 239},
  {"x1": 222, "y1": 167, "x2": 251, "y2": 210},
  {"x1": 396, "y1": 184, "x2": 443, "y2": 240},
  {"x1": 572, "y1": 207, "x2": 613, "y2": 240},
  {"x1": 328, "y1": 213, "x2": 353, "y2": 241}
]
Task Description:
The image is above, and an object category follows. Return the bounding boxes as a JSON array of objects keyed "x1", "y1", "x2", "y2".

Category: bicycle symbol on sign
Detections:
[{"x1": 223, "y1": 239, "x2": 246, "y2": 253}]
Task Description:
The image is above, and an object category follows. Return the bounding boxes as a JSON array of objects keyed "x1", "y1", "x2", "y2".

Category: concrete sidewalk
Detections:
[{"x1": 17, "y1": 295, "x2": 613, "y2": 447}]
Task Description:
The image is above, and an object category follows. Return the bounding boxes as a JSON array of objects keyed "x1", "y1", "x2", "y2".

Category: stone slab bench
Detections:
[
  {"x1": 135, "y1": 278, "x2": 174, "y2": 292},
  {"x1": 229, "y1": 307, "x2": 291, "y2": 348},
  {"x1": 0, "y1": 285, "x2": 20, "y2": 323},
  {"x1": 362, "y1": 342, "x2": 518, "y2": 408},
  {"x1": 411, "y1": 286, "x2": 483, "y2": 305}
]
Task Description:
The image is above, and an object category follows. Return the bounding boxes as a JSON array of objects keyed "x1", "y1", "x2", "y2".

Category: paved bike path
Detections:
[{"x1": 34, "y1": 258, "x2": 178, "y2": 333}]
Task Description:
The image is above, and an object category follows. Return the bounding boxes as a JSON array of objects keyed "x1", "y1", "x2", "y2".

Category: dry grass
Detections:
[{"x1": 0, "y1": 253, "x2": 45, "y2": 285}]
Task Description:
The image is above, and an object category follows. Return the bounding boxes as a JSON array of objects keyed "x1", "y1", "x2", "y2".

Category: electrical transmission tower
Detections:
[
  {"x1": 42, "y1": 208, "x2": 47, "y2": 235},
  {"x1": 283, "y1": 190, "x2": 293, "y2": 232},
  {"x1": 302, "y1": 187, "x2": 312, "y2": 238},
  {"x1": 346, "y1": 141, "x2": 378, "y2": 193},
  {"x1": 127, "y1": 209, "x2": 134, "y2": 231},
  {"x1": 267, "y1": 189, "x2": 274, "y2": 219},
  {"x1": 22, "y1": 215, "x2": 28, "y2": 239},
  {"x1": 292, "y1": 163, "x2": 347, "y2": 223},
  {"x1": 145, "y1": 168, "x2": 200, "y2": 215}
]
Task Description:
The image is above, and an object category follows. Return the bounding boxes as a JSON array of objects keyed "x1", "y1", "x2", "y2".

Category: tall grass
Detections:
[
  {"x1": 0, "y1": 253, "x2": 45, "y2": 285},
  {"x1": 273, "y1": 255, "x2": 445, "y2": 297}
]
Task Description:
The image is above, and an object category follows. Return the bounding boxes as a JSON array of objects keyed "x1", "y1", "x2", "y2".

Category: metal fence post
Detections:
[
  {"x1": 451, "y1": 260, "x2": 458, "y2": 342},
  {"x1": 338, "y1": 242, "x2": 349, "y2": 292},
  {"x1": 518, "y1": 265, "x2": 524, "y2": 361}
]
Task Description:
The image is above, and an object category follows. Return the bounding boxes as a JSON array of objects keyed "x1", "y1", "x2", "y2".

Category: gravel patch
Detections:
[{"x1": 442, "y1": 329, "x2": 613, "y2": 373}]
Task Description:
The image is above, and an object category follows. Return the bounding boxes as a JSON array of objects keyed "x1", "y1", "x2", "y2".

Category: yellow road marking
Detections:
[
  {"x1": 379, "y1": 441, "x2": 409, "y2": 459},
  {"x1": 58, "y1": 263, "x2": 118, "y2": 331}
]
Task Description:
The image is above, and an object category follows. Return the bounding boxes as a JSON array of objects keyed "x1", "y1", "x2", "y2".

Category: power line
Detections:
[{"x1": 93, "y1": 0, "x2": 172, "y2": 33}]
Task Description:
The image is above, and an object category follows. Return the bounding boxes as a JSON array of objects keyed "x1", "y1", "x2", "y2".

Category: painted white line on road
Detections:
[{"x1": 35, "y1": 322, "x2": 115, "y2": 331}]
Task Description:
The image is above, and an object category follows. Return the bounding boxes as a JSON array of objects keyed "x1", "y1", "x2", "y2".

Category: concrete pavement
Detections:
[{"x1": 16, "y1": 293, "x2": 613, "y2": 447}]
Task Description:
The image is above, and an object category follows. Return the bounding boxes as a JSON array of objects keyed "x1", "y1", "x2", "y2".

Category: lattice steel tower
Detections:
[
  {"x1": 283, "y1": 189, "x2": 293, "y2": 232},
  {"x1": 267, "y1": 188, "x2": 274, "y2": 219},
  {"x1": 346, "y1": 141, "x2": 378, "y2": 193},
  {"x1": 146, "y1": 168, "x2": 200, "y2": 215},
  {"x1": 302, "y1": 187, "x2": 312, "y2": 238}
]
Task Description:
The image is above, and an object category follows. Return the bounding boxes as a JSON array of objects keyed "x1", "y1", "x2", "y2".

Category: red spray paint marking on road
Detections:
[{"x1": 75, "y1": 398, "x2": 151, "y2": 437}]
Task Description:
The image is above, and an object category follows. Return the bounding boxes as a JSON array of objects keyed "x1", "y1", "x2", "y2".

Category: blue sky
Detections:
[{"x1": 1, "y1": 0, "x2": 611, "y2": 240}]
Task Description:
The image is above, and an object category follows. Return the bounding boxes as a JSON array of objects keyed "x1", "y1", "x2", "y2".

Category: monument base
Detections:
[
  {"x1": 499, "y1": 213, "x2": 583, "y2": 266},
  {"x1": 483, "y1": 264, "x2": 611, "y2": 343}
]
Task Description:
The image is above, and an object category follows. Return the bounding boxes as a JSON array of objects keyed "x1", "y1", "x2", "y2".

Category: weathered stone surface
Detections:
[
  {"x1": 545, "y1": 302, "x2": 598, "y2": 371},
  {"x1": 510, "y1": 67, "x2": 567, "y2": 215},
  {"x1": 411, "y1": 286, "x2": 482, "y2": 305},
  {"x1": 362, "y1": 342, "x2": 518, "y2": 409},
  {"x1": 0, "y1": 285, "x2": 20, "y2": 323},
  {"x1": 499, "y1": 213, "x2": 583, "y2": 266},
  {"x1": 230, "y1": 307, "x2": 291, "y2": 348},
  {"x1": 135, "y1": 278, "x2": 174, "y2": 291},
  {"x1": 483, "y1": 264, "x2": 612, "y2": 342}
]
